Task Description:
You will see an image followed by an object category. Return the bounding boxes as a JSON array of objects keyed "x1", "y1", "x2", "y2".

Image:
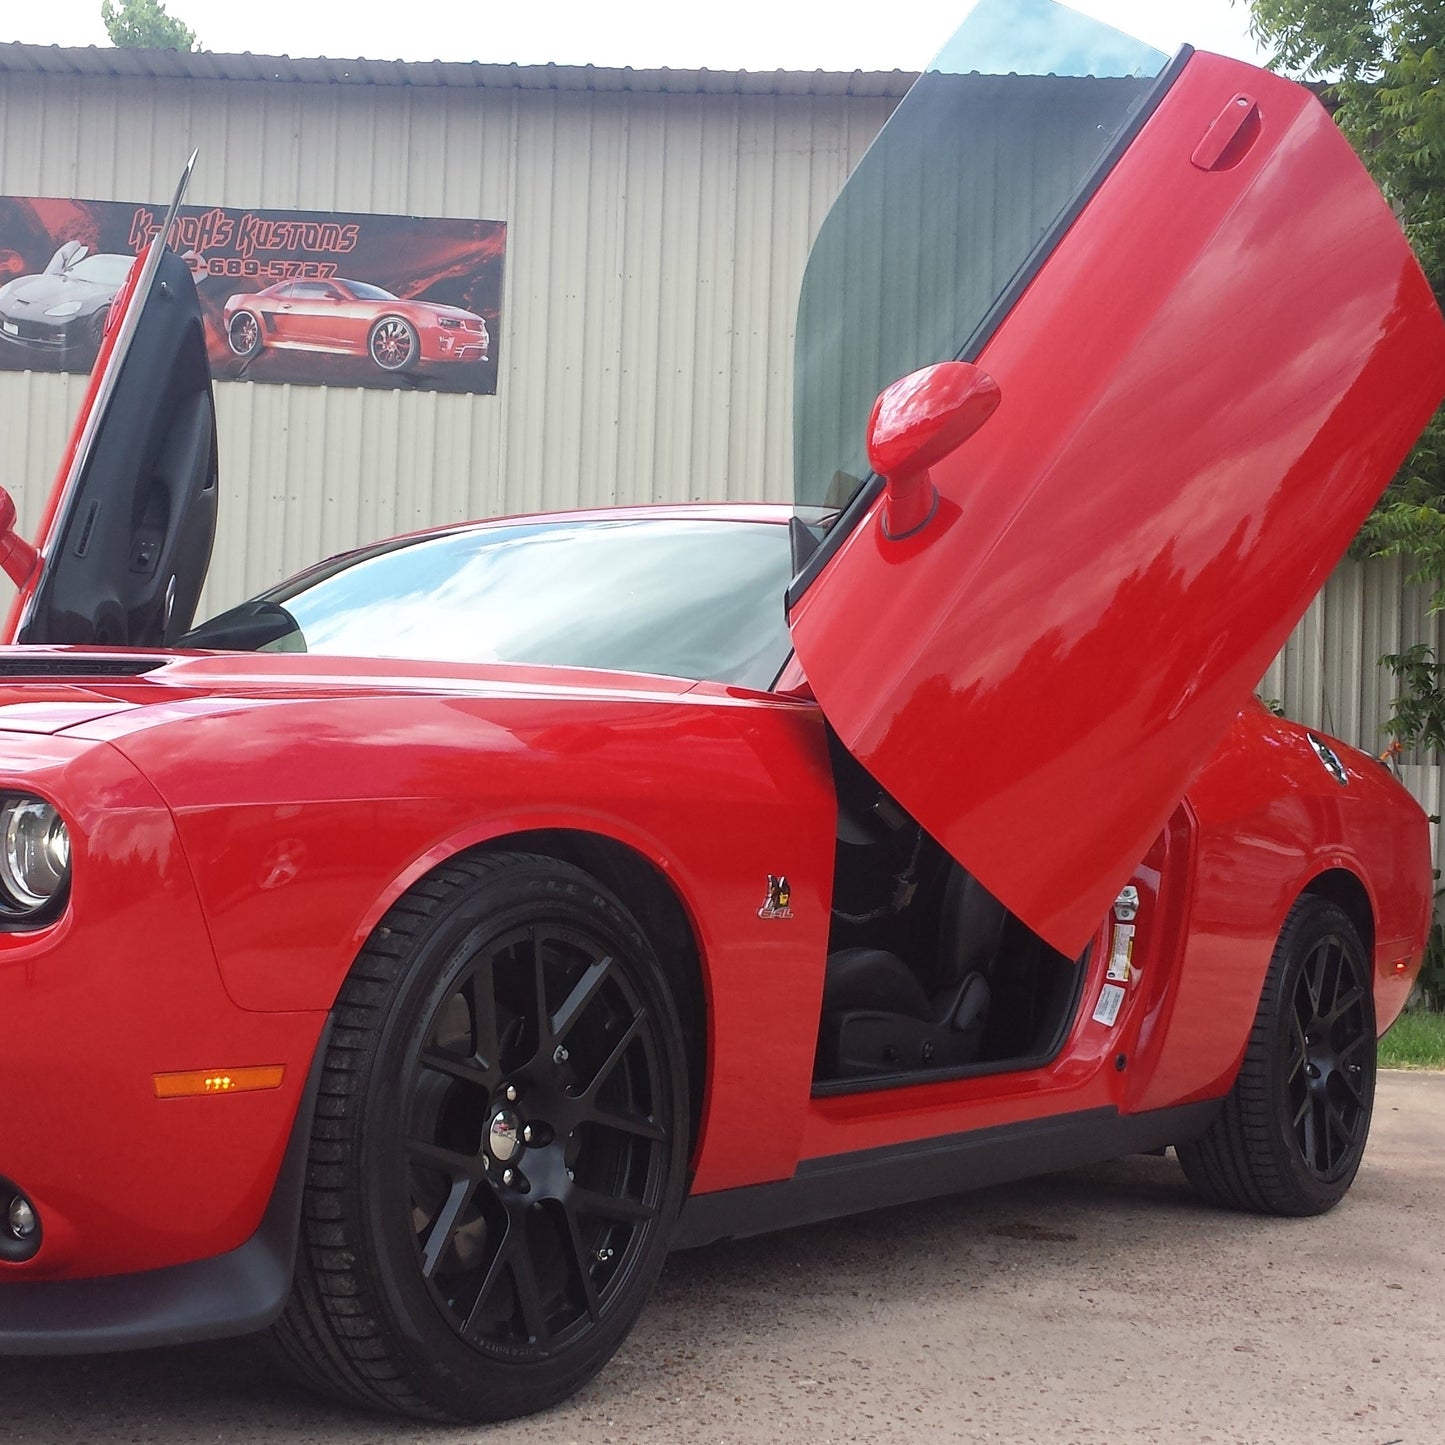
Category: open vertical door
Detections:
[
  {"x1": 788, "y1": 1, "x2": 1445, "y2": 957},
  {"x1": 1, "y1": 155, "x2": 218, "y2": 648}
]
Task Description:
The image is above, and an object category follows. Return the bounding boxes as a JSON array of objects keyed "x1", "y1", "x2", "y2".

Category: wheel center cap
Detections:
[{"x1": 488, "y1": 1107, "x2": 523, "y2": 1163}]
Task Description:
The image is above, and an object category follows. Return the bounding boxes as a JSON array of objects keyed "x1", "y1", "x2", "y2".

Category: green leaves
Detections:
[
  {"x1": 1382, "y1": 642, "x2": 1445, "y2": 748},
  {"x1": 99, "y1": 0, "x2": 197, "y2": 51}
]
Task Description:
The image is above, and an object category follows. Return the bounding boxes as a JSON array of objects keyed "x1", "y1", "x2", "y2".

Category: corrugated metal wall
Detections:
[
  {"x1": 0, "y1": 69, "x2": 892, "y2": 612},
  {"x1": 1257, "y1": 556, "x2": 1445, "y2": 760},
  {"x1": 0, "y1": 65, "x2": 1440, "y2": 780}
]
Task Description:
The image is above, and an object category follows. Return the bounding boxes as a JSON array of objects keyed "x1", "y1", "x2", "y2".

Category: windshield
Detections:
[
  {"x1": 343, "y1": 279, "x2": 397, "y2": 301},
  {"x1": 66, "y1": 254, "x2": 134, "y2": 287},
  {"x1": 793, "y1": 0, "x2": 1172, "y2": 512},
  {"x1": 183, "y1": 517, "x2": 795, "y2": 689}
]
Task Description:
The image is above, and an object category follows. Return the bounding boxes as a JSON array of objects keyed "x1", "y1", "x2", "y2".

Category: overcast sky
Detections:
[{"x1": 9, "y1": 0, "x2": 1272, "y2": 71}]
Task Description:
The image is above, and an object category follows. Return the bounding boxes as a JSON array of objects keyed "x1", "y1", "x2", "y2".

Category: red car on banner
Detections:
[
  {"x1": 223, "y1": 276, "x2": 490, "y2": 373},
  {"x1": 0, "y1": 0, "x2": 1443, "y2": 1425}
]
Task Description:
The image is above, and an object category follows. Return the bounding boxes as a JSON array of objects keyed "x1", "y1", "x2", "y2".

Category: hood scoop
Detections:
[{"x1": 0, "y1": 653, "x2": 168, "y2": 679}]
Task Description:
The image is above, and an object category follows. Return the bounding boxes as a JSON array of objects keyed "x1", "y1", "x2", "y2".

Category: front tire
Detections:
[
  {"x1": 273, "y1": 851, "x2": 690, "y2": 1421},
  {"x1": 367, "y1": 315, "x2": 419, "y2": 372},
  {"x1": 227, "y1": 310, "x2": 263, "y2": 358},
  {"x1": 1178, "y1": 896, "x2": 1376, "y2": 1216}
]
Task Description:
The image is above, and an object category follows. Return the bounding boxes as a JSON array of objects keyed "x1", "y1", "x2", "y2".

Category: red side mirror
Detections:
[
  {"x1": 0, "y1": 487, "x2": 40, "y2": 590},
  {"x1": 868, "y1": 361, "x2": 1001, "y2": 539}
]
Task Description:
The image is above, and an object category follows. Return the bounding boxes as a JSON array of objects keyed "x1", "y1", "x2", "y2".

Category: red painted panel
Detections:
[
  {"x1": 66, "y1": 661, "x2": 841, "y2": 1196},
  {"x1": 790, "y1": 53, "x2": 1445, "y2": 957},
  {"x1": 0, "y1": 731, "x2": 325, "y2": 1281}
]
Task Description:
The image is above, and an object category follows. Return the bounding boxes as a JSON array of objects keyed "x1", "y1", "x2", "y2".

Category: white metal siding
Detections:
[
  {"x1": 1257, "y1": 555, "x2": 1445, "y2": 760},
  {"x1": 0, "y1": 71, "x2": 892, "y2": 611}
]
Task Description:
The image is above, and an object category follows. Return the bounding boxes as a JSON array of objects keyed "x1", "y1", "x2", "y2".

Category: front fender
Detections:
[{"x1": 77, "y1": 683, "x2": 839, "y2": 1194}]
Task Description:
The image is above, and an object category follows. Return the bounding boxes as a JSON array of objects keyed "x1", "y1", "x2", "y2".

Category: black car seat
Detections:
[{"x1": 815, "y1": 866, "x2": 1008, "y2": 1080}]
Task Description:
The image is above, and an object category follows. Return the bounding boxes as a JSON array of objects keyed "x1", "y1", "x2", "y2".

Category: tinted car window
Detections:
[
  {"x1": 343, "y1": 280, "x2": 397, "y2": 301},
  {"x1": 792, "y1": 0, "x2": 1170, "y2": 511},
  {"x1": 184, "y1": 518, "x2": 795, "y2": 690},
  {"x1": 67, "y1": 254, "x2": 134, "y2": 286}
]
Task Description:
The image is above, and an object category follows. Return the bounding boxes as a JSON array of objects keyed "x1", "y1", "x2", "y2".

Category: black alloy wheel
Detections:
[
  {"x1": 227, "y1": 310, "x2": 262, "y2": 358},
  {"x1": 1177, "y1": 896, "x2": 1376, "y2": 1216},
  {"x1": 1284, "y1": 918, "x2": 1374, "y2": 1183},
  {"x1": 273, "y1": 852, "x2": 690, "y2": 1421},
  {"x1": 368, "y1": 315, "x2": 419, "y2": 372}
]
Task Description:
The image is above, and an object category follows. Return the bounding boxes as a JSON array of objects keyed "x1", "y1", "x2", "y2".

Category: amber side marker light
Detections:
[{"x1": 153, "y1": 1065, "x2": 286, "y2": 1099}]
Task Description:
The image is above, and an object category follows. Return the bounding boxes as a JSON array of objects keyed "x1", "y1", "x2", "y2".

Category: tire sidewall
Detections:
[
  {"x1": 368, "y1": 315, "x2": 419, "y2": 372},
  {"x1": 228, "y1": 311, "x2": 261, "y2": 357},
  {"x1": 1263, "y1": 900, "x2": 1377, "y2": 1213},
  {"x1": 358, "y1": 861, "x2": 690, "y2": 1418}
]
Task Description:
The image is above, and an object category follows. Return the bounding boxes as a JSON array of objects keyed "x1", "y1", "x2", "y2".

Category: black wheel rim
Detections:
[
  {"x1": 397, "y1": 921, "x2": 670, "y2": 1360},
  {"x1": 1285, "y1": 931, "x2": 1371, "y2": 1182},
  {"x1": 229, "y1": 314, "x2": 258, "y2": 355},
  {"x1": 371, "y1": 319, "x2": 414, "y2": 369}
]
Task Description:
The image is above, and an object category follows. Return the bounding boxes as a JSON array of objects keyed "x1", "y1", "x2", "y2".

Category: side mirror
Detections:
[
  {"x1": 0, "y1": 487, "x2": 40, "y2": 589},
  {"x1": 868, "y1": 361, "x2": 1001, "y2": 540}
]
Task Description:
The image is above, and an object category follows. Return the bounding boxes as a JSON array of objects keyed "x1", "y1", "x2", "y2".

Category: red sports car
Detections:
[
  {"x1": 223, "y1": 276, "x2": 489, "y2": 371},
  {"x1": 1, "y1": 0, "x2": 1443, "y2": 1425}
]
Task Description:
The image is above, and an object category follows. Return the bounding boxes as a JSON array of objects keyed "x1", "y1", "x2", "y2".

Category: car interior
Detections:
[{"x1": 813, "y1": 731, "x2": 1086, "y2": 1091}]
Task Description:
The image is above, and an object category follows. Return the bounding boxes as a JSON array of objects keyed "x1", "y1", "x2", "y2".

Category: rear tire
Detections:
[
  {"x1": 1178, "y1": 896, "x2": 1375, "y2": 1216},
  {"x1": 272, "y1": 851, "x2": 690, "y2": 1420}
]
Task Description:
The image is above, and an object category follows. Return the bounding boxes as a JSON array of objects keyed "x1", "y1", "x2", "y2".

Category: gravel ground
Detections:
[{"x1": 2, "y1": 1070, "x2": 1441, "y2": 1445}]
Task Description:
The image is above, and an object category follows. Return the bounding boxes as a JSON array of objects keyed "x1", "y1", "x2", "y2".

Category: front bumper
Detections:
[
  {"x1": 0, "y1": 731, "x2": 325, "y2": 1288},
  {"x1": 0, "y1": 1021, "x2": 325, "y2": 1353},
  {"x1": 0, "y1": 313, "x2": 96, "y2": 353}
]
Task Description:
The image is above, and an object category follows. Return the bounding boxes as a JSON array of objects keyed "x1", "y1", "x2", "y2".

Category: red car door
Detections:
[
  {"x1": 0, "y1": 159, "x2": 218, "y2": 648},
  {"x1": 789, "y1": 9, "x2": 1445, "y2": 957}
]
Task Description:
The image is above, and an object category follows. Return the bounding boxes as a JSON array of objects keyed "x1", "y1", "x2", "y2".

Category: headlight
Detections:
[
  {"x1": 44, "y1": 301, "x2": 83, "y2": 318},
  {"x1": 0, "y1": 798, "x2": 70, "y2": 916}
]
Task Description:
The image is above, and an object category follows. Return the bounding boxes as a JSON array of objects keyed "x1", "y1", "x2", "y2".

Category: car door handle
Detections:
[{"x1": 1191, "y1": 94, "x2": 1261, "y2": 172}]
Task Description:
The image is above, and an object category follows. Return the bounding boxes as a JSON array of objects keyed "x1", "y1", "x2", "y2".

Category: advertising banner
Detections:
[{"x1": 0, "y1": 195, "x2": 505, "y2": 394}]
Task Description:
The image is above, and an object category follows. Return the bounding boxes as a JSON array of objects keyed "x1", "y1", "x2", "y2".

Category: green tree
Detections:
[
  {"x1": 1248, "y1": 1, "x2": 1445, "y2": 744},
  {"x1": 100, "y1": 0, "x2": 197, "y2": 50}
]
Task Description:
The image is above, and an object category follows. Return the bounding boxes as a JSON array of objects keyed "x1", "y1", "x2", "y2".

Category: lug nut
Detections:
[
  {"x1": 553, "y1": 1045, "x2": 569, "y2": 1065},
  {"x1": 505, "y1": 1085, "x2": 518, "y2": 1103},
  {"x1": 522, "y1": 1125, "x2": 533, "y2": 1144},
  {"x1": 8, "y1": 1195, "x2": 36, "y2": 1240},
  {"x1": 502, "y1": 1168, "x2": 515, "y2": 1186}
]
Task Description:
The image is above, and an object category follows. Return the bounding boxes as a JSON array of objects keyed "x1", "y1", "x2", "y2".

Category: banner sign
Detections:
[{"x1": 0, "y1": 195, "x2": 505, "y2": 394}]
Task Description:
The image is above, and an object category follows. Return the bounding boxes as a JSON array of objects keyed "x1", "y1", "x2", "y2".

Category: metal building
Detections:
[
  {"x1": 0, "y1": 44, "x2": 901, "y2": 610},
  {"x1": 0, "y1": 41, "x2": 1439, "y2": 777}
]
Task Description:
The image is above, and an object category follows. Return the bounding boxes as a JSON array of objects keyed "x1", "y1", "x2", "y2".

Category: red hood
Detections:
[{"x1": 0, "y1": 648, "x2": 715, "y2": 738}]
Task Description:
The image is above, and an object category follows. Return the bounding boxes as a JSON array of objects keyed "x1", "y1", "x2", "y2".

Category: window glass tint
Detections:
[
  {"x1": 68, "y1": 254, "x2": 134, "y2": 287},
  {"x1": 343, "y1": 279, "x2": 396, "y2": 301},
  {"x1": 187, "y1": 519, "x2": 794, "y2": 689},
  {"x1": 793, "y1": 0, "x2": 1170, "y2": 510}
]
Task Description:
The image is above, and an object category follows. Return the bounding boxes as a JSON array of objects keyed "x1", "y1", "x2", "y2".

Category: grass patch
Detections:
[{"x1": 1379, "y1": 1009, "x2": 1445, "y2": 1070}]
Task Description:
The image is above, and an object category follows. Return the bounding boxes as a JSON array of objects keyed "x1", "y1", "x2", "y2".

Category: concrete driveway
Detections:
[{"x1": 2, "y1": 1071, "x2": 1441, "y2": 1444}]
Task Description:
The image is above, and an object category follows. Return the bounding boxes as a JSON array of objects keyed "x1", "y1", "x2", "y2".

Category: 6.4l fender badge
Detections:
[{"x1": 758, "y1": 875, "x2": 793, "y2": 920}]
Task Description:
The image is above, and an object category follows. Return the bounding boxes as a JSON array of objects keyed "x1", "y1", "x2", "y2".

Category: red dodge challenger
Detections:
[
  {"x1": 0, "y1": 0, "x2": 1443, "y2": 1424},
  {"x1": 222, "y1": 275, "x2": 489, "y2": 371}
]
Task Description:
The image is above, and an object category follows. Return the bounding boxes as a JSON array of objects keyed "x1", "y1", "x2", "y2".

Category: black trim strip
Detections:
[
  {"x1": 672, "y1": 1097, "x2": 1219, "y2": 1250},
  {"x1": 786, "y1": 45, "x2": 1195, "y2": 611},
  {"x1": 0, "y1": 1018, "x2": 331, "y2": 1355}
]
